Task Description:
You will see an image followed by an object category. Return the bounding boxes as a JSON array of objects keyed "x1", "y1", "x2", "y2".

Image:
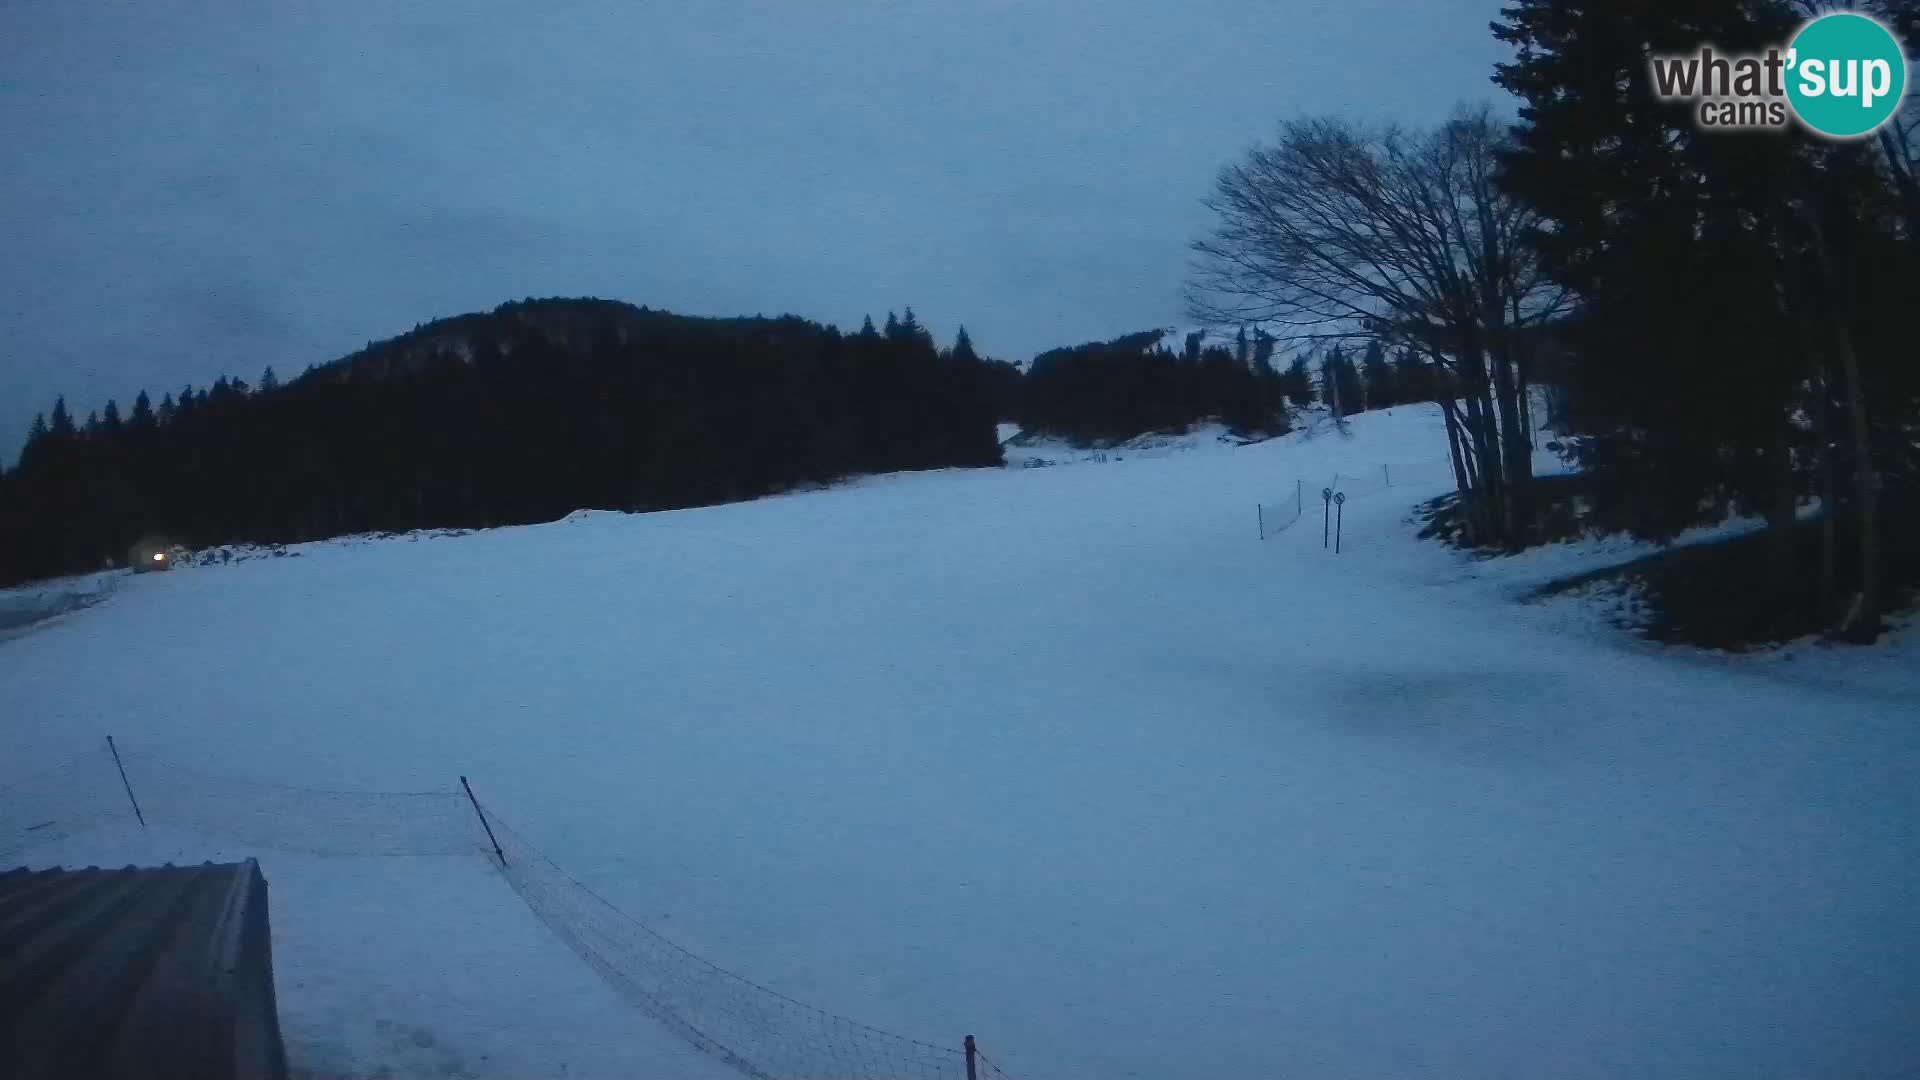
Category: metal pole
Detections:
[
  {"x1": 1258, "y1": 504, "x2": 1265, "y2": 541},
  {"x1": 105, "y1": 735, "x2": 145, "y2": 826},
  {"x1": 460, "y1": 776, "x2": 508, "y2": 867},
  {"x1": 1335, "y1": 493, "x2": 1346, "y2": 554},
  {"x1": 1321, "y1": 488, "x2": 1333, "y2": 548},
  {"x1": 964, "y1": 1035, "x2": 978, "y2": 1080},
  {"x1": 1383, "y1": 463, "x2": 1391, "y2": 488}
]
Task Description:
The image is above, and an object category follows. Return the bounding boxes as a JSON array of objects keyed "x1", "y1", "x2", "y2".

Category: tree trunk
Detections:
[
  {"x1": 1459, "y1": 354, "x2": 1507, "y2": 543},
  {"x1": 1442, "y1": 398, "x2": 1473, "y2": 495},
  {"x1": 1806, "y1": 214, "x2": 1881, "y2": 639},
  {"x1": 1488, "y1": 343, "x2": 1534, "y2": 548},
  {"x1": 1519, "y1": 364, "x2": 1534, "y2": 451},
  {"x1": 1813, "y1": 367, "x2": 1837, "y2": 621},
  {"x1": 1829, "y1": 314, "x2": 1880, "y2": 639},
  {"x1": 1436, "y1": 366, "x2": 1485, "y2": 543},
  {"x1": 1764, "y1": 419, "x2": 1797, "y2": 612}
]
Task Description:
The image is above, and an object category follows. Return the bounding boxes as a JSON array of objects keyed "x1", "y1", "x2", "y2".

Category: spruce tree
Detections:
[
  {"x1": 898, "y1": 307, "x2": 935, "y2": 353},
  {"x1": 1360, "y1": 340, "x2": 1393, "y2": 409},
  {"x1": 49, "y1": 397, "x2": 75, "y2": 439},
  {"x1": 1336, "y1": 352, "x2": 1364, "y2": 416},
  {"x1": 1283, "y1": 357, "x2": 1314, "y2": 408},
  {"x1": 20, "y1": 413, "x2": 49, "y2": 468},
  {"x1": 951, "y1": 326, "x2": 980, "y2": 364},
  {"x1": 129, "y1": 391, "x2": 155, "y2": 432},
  {"x1": 1492, "y1": 0, "x2": 1895, "y2": 627},
  {"x1": 1320, "y1": 348, "x2": 1345, "y2": 417},
  {"x1": 1252, "y1": 330, "x2": 1276, "y2": 376},
  {"x1": 1392, "y1": 347, "x2": 1431, "y2": 404}
]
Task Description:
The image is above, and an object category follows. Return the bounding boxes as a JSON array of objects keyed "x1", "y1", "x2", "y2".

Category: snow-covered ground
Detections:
[
  {"x1": 4, "y1": 404, "x2": 1917, "y2": 1079},
  {"x1": 0, "y1": 568, "x2": 120, "y2": 637}
]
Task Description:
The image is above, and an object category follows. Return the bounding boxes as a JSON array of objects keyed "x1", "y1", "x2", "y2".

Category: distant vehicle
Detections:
[{"x1": 129, "y1": 536, "x2": 175, "y2": 573}]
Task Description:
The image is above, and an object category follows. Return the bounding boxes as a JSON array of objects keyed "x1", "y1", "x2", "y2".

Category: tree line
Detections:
[
  {"x1": 1, "y1": 291, "x2": 1442, "y2": 588},
  {"x1": 1013, "y1": 326, "x2": 1435, "y2": 445},
  {"x1": 1187, "y1": 0, "x2": 1918, "y2": 639},
  {"x1": 0, "y1": 299, "x2": 1004, "y2": 586}
]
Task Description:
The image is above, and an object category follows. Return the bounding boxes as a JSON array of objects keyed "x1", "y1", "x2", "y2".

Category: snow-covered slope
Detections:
[
  {"x1": 0, "y1": 569, "x2": 120, "y2": 637},
  {"x1": 3, "y1": 404, "x2": 1916, "y2": 1080},
  {"x1": 999, "y1": 421, "x2": 1267, "y2": 468}
]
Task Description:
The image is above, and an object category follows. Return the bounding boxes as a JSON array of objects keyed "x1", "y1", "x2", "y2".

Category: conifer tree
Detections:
[
  {"x1": 49, "y1": 397, "x2": 75, "y2": 439},
  {"x1": 129, "y1": 391, "x2": 155, "y2": 432},
  {"x1": 1360, "y1": 339, "x2": 1394, "y2": 409}
]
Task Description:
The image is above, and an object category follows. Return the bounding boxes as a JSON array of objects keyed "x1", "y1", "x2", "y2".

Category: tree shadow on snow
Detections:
[{"x1": 1313, "y1": 668, "x2": 1577, "y2": 769}]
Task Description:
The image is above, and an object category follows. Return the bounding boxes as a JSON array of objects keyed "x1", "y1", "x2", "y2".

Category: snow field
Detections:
[{"x1": 4, "y1": 404, "x2": 1916, "y2": 1079}]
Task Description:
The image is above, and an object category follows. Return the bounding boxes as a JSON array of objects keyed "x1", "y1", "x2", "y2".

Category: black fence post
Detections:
[
  {"x1": 964, "y1": 1035, "x2": 978, "y2": 1080},
  {"x1": 1334, "y1": 492, "x2": 1346, "y2": 554},
  {"x1": 1383, "y1": 463, "x2": 1391, "y2": 488},
  {"x1": 460, "y1": 776, "x2": 508, "y2": 867},
  {"x1": 105, "y1": 735, "x2": 145, "y2": 826},
  {"x1": 1257, "y1": 504, "x2": 1265, "y2": 541}
]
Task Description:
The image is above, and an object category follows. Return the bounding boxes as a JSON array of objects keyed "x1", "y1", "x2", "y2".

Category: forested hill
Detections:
[
  {"x1": 0, "y1": 299, "x2": 1004, "y2": 585},
  {"x1": 313, "y1": 298, "x2": 839, "y2": 383}
]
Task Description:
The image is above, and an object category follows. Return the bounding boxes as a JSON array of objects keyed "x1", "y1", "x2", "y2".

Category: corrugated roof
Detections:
[{"x1": 0, "y1": 858, "x2": 289, "y2": 1080}]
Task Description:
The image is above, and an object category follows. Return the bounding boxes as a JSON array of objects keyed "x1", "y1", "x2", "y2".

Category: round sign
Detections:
[{"x1": 1786, "y1": 13, "x2": 1907, "y2": 138}]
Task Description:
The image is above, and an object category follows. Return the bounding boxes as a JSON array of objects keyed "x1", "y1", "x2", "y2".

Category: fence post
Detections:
[
  {"x1": 105, "y1": 735, "x2": 145, "y2": 826},
  {"x1": 964, "y1": 1035, "x2": 978, "y2": 1080},
  {"x1": 105, "y1": 730, "x2": 145, "y2": 822},
  {"x1": 1383, "y1": 463, "x2": 1391, "y2": 488},
  {"x1": 1257, "y1": 504, "x2": 1264, "y2": 541},
  {"x1": 460, "y1": 776, "x2": 508, "y2": 867}
]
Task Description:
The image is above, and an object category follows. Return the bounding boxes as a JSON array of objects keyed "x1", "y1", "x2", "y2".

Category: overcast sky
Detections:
[{"x1": 1, "y1": 1, "x2": 1508, "y2": 457}]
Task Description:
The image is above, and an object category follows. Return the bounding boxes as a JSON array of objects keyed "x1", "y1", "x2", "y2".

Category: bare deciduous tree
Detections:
[{"x1": 1187, "y1": 105, "x2": 1567, "y2": 545}]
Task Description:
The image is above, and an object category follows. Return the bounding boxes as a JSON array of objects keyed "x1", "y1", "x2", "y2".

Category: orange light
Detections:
[{"x1": 152, "y1": 552, "x2": 166, "y2": 562}]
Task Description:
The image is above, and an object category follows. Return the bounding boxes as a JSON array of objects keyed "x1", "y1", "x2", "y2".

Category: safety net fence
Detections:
[
  {"x1": 1259, "y1": 458, "x2": 1457, "y2": 540},
  {"x1": 0, "y1": 742, "x2": 1020, "y2": 1080},
  {"x1": 480, "y1": 808, "x2": 1016, "y2": 1080}
]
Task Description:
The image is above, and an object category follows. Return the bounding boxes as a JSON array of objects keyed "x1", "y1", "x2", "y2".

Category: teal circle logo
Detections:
[{"x1": 1786, "y1": 13, "x2": 1907, "y2": 138}]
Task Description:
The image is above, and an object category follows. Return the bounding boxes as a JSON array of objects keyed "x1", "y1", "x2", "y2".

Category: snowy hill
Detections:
[{"x1": 4, "y1": 403, "x2": 1917, "y2": 1080}]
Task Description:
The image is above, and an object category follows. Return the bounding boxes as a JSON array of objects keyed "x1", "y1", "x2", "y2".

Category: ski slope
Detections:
[{"x1": 4, "y1": 404, "x2": 1917, "y2": 1079}]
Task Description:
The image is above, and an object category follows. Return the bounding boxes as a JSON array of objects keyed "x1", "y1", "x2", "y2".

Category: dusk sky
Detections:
[{"x1": 1, "y1": 1, "x2": 1509, "y2": 458}]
